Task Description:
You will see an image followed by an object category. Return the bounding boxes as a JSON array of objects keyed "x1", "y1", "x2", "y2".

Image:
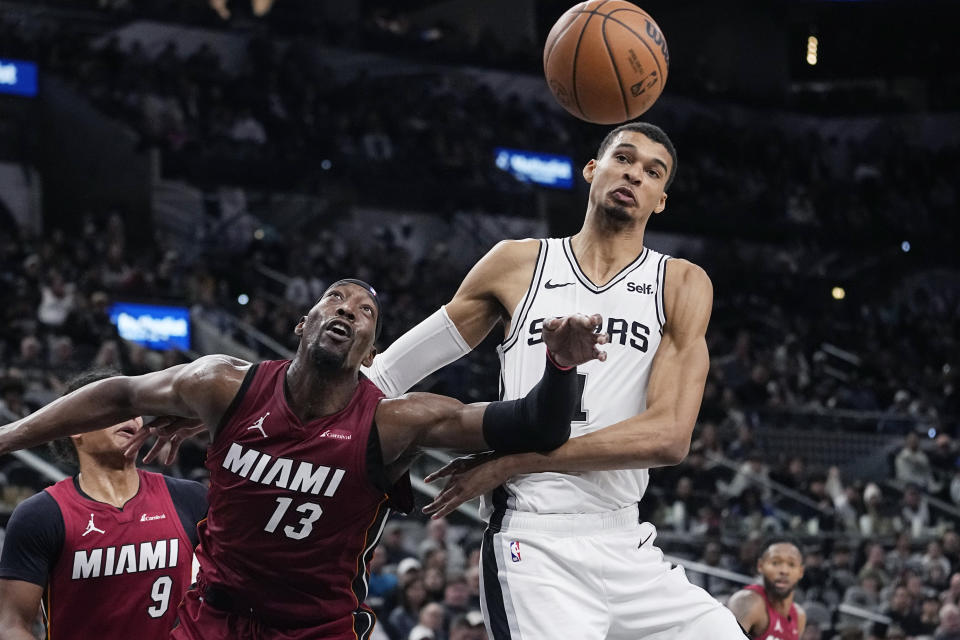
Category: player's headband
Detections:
[{"x1": 325, "y1": 278, "x2": 382, "y2": 340}]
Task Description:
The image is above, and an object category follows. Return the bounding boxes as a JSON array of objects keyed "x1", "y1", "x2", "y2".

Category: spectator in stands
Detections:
[
  {"x1": 382, "y1": 523, "x2": 417, "y2": 566},
  {"x1": 943, "y1": 532, "x2": 960, "y2": 573},
  {"x1": 858, "y1": 543, "x2": 892, "y2": 589},
  {"x1": 860, "y1": 483, "x2": 897, "y2": 537},
  {"x1": 924, "y1": 541, "x2": 953, "y2": 581},
  {"x1": 937, "y1": 603, "x2": 960, "y2": 640},
  {"x1": 886, "y1": 532, "x2": 916, "y2": 577},
  {"x1": 408, "y1": 601, "x2": 445, "y2": 640},
  {"x1": 883, "y1": 586, "x2": 924, "y2": 637},
  {"x1": 417, "y1": 518, "x2": 465, "y2": 576},
  {"x1": 440, "y1": 575, "x2": 470, "y2": 631},
  {"x1": 900, "y1": 484, "x2": 934, "y2": 538},
  {"x1": 388, "y1": 578, "x2": 428, "y2": 640},
  {"x1": 896, "y1": 431, "x2": 934, "y2": 490},
  {"x1": 842, "y1": 574, "x2": 881, "y2": 612},
  {"x1": 941, "y1": 573, "x2": 960, "y2": 607},
  {"x1": 0, "y1": 377, "x2": 29, "y2": 420},
  {"x1": 447, "y1": 610, "x2": 485, "y2": 640},
  {"x1": 36, "y1": 269, "x2": 76, "y2": 331},
  {"x1": 367, "y1": 546, "x2": 399, "y2": 619}
]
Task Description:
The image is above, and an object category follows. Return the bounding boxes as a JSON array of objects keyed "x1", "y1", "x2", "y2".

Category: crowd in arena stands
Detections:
[
  {"x1": 1, "y1": 207, "x2": 958, "y2": 639},
  {"x1": 2, "y1": 13, "x2": 959, "y2": 243}
]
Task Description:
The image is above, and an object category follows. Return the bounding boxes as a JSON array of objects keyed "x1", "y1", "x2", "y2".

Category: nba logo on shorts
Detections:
[{"x1": 509, "y1": 540, "x2": 521, "y2": 563}]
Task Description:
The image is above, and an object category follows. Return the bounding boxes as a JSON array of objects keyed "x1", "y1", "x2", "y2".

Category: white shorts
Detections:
[{"x1": 479, "y1": 505, "x2": 746, "y2": 640}]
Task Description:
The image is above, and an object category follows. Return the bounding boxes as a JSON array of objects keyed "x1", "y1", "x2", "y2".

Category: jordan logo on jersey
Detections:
[
  {"x1": 247, "y1": 412, "x2": 271, "y2": 438},
  {"x1": 223, "y1": 442, "x2": 347, "y2": 497},
  {"x1": 82, "y1": 513, "x2": 105, "y2": 537},
  {"x1": 72, "y1": 538, "x2": 180, "y2": 579}
]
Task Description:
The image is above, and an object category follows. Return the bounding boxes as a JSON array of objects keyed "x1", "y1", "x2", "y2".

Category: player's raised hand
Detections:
[
  {"x1": 123, "y1": 416, "x2": 207, "y2": 465},
  {"x1": 542, "y1": 313, "x2": 608, "y2": 368},
  {"x1": 423, "y1": 452, "x2": 511, "y2": 519}
]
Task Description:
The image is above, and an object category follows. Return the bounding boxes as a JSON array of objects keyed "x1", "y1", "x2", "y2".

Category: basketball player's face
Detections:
[
  {"x1": 298, "y1": 284, "x2": 378, "y2": 372},
  {"x1": 73, "y1": 417, "x2": 145, "y2": 460},
  {"x1": 583, "y1": 131, "x2": 670, "y2": 226},
  {"x1": 758, "y1": 543, "x2": 804, "y2": 599}
]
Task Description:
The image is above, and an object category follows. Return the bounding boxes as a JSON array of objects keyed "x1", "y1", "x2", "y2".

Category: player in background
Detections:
[
  {"x1": 0, "y1": 279, "x2": 606, "y2": 640},
  {"x1": 727, "y1": 537, "x2": 807, "y2": 640},
  {"x1": 0, "y1": 369, "x2": 207, "y2": 640},
  {"x1": 358, "y1": 122, "x2": 747, "y2": 638}
]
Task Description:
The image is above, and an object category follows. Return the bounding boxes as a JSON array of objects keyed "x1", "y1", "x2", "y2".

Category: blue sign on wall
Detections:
[
  {"x1": 0, "y1": 58, "x2": 38, "y2": 97},
  {"x1": 495, "y1": 148, "x2": 574, "y2": 190},
  {"x1": 109, "y1": 302, "x2": 191, "y2": 351}
]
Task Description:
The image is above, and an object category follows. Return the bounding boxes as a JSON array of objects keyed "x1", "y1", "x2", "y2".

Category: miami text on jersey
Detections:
[
  {"x1": 222, "y1": 442, "x2": 347, "y2": 497},
  {"x1": 72, "y1": 538, "x2": 180, "y2": 579}
]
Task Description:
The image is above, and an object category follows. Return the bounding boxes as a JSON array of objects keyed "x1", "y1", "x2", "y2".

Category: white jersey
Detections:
[{"x1": 481, "y1": 237, "x2": 670, "y2": 519}]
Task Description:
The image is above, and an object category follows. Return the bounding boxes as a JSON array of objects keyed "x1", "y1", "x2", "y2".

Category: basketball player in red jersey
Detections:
[
  {"x1": 0, "y1": 279, "x2": 607, "y2": 640},
  {"x1": 728, "y1": 537, "x2": 807, "y2": 640},
  {"x1": 0, "y1": 369, "x2": 207, "y2": 640}
]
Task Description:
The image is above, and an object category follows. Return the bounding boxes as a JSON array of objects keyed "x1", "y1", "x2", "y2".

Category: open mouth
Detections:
[
  {"x1": 612, "y1": 187, "x2": 636, "y2": 204},
  {"x1": 116, "y1": 425, "x2": 138, "y2": 436},
  {"x1": 324, "y1": 319, "x2": 353, "y2": 341}
]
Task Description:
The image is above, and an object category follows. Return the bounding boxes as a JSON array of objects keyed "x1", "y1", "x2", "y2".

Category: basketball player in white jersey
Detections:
[
  {"x1": 358, "y1": 122, "x2": 746, "y2": 639},
  {"x1": 140, "y1": 123, "x2": 744, "y2": 639}
]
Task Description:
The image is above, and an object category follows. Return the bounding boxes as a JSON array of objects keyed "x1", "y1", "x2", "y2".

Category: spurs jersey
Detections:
[{"x1": 482, "y1": 237, "x2": 670, "y2": 518}]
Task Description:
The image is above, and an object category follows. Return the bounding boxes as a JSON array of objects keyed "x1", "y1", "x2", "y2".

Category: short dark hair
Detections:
[
  {"x1": 759, "y1": 535, "x2": 805, "y2": 561},
  {"x1": 49, "y1": 368, "x2": 123, "y2": 468},
  {"x1": 595, "y1": 122, "x2": 678, "y2": 190}
]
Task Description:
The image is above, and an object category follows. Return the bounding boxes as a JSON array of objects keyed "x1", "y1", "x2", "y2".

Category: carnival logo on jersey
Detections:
[
  {"x1": 319, "y1": 429, "x2": 352, "y2": 441},
  {"x1": 222, "y1": 442, "x2": 347, "y2": 497},
  {"x1": 140, "y1": 513, "x2": 167, "y2": 522},
  {"x1": 82, "y1": 513, "x2": 106, "y2": 537},
  {"x1": 247, "y1": 412, "x2": 270, "y2": 438},
  {"x1": 72, "y1": 538, "x2": 180, "y2": 580},
  {"x1": 509, "y1": 540, "x2": 521, "y2": 563}
]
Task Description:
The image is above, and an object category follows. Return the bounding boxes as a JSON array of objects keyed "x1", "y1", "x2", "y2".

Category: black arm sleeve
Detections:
[
  {"x1": 163, "y1": 476, "x2": 208, "y2": 549},
  {"x1": 0, "y1": 491, "x2": 63, "y2": 587},
  {"x1": 481, "y1": 356, "x2": 576, "y2": 453}
]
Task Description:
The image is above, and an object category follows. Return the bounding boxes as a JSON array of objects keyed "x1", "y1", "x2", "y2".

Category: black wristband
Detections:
[{"x1": 481, "y1": 355, "x2": 577, "y2": 453}]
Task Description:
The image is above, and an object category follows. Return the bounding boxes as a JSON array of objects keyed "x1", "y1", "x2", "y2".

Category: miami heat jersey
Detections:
[
  {"x1": 197, "y1": 360, "x2": 405, "y2": 629},
  {"x1": 482, "y1": 237, "x2": 670, "y2": 518},
  {"x1": 744, "y1": 584, "x2": 800, "y2": 640},
  {"x1": 43, "y1": 470, "x2": 194, "y2": 639}
]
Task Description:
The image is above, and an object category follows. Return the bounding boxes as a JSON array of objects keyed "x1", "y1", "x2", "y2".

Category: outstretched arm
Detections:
[
  {"x1": 362, "y1": 239, "x2": 538, "y2": 397},
  {"x1": 0, "y1": 355, "x2": 248, "y2": 456},
  {"x1": 376, "y1": 314, "x2": 607, "y2": 463}
]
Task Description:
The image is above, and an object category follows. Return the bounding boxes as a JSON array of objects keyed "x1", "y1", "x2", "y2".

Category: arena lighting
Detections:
[
  {"x1": 901, "y1": 240, "x2": 911, "y2": 252},
  {"x1": 831, "y1": 286, "x2": 846, "y2": 300},
  {"x1": 109, "y1": 302, "x2": 191, "y2": 351},
  {"x1": 0, "y1": 57, "x2": 38, "y2": 97},
  {"x1": 253, "y1": 228, "x2": 265, "y2": 240},
  {"x1": 237, "y1": 294, "x2": 250, "y2": 305},
  {"x1": 806, "y1": 36, "x2": 819, "y2": 66},
  {"x1": 321, "y1": 159, "x2": 332, "y2": 170},
  {"x1": 494, "y1": 148, "x2": 574, "y2": 189}
]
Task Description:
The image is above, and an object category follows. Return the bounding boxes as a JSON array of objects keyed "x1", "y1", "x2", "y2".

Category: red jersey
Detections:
[
  {"x1": 744, "y1": 584, "x2": 800, "y2": 640},
  {"x1": 43, "y1": 470, "x2": 195, "y2": 639},
  {"x1": 195, "y1": 360, "x2": 410, "y2": 630}
]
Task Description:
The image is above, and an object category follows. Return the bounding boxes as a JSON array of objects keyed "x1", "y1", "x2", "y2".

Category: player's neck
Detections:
[
  {"x1": 285, "y1": 358, "x2": 359, "y2": 423},
  {"x1": 77, "y1": 463, "x2": 140, "y2": 508},
  {"x1": 767, "y1": 590, "x2": 794, "y2": 616},
  {"x1": 570, "y1": 223, "x2": 647, "y2": 285}
]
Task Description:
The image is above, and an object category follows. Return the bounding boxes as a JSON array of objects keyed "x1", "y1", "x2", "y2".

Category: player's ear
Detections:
[
  {"x1": 362, "y1": 346, "x2": 378, "y2": 369},
  {"x1": 582, "y1": 159, "x2": 597, "y2": 183},
  {"x1": 294, "y1": 316, "x2": 306, "y2": 336},
  {"x1": 653, "y1": 192, "x2": 667, "y2": 214}
]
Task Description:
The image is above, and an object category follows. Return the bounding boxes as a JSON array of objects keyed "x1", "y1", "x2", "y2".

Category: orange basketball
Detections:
[{"x1": 543, "y1": 1, "x2": 669, "y2": 124}]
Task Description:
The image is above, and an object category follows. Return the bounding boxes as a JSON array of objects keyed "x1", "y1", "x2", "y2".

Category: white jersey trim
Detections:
[
  {"x1": 561, "y1": 237, "x2": 650, "y2": 293},
  {"x1": 501, "y1": 240, "x2": 548, "y2": 354}
]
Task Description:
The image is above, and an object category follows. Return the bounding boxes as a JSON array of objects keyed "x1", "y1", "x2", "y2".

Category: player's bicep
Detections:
[
  {"x1": 0, "y1": 579, "x2": 44, "y2": 634},
  {"x1": 446, "y1": 239, "x2": 539, "y2": 347},
  {"x1": 726, "y1": 591, "x2": 763, "y2": 634}
]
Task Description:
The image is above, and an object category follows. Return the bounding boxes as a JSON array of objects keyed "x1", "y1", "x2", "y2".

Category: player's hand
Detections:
[
  {"x1": 422, "y1": 452, "x2": 511, "y2": 519},
  {"x1": 542, "y1": 313, "x2": 608, "y2": 368},
  {"x1": 123, "y1": 416, "x2": 207, "y2": 465}
]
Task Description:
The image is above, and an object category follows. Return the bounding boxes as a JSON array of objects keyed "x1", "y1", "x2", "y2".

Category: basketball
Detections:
[{"x1": 543, "y1": 1, "x2": 669, "y2": 124}]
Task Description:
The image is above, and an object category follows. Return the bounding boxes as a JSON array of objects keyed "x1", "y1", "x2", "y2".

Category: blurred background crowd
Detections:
[{"x1": 1, "y1": 1, "x2": 958, "y2": 639}]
